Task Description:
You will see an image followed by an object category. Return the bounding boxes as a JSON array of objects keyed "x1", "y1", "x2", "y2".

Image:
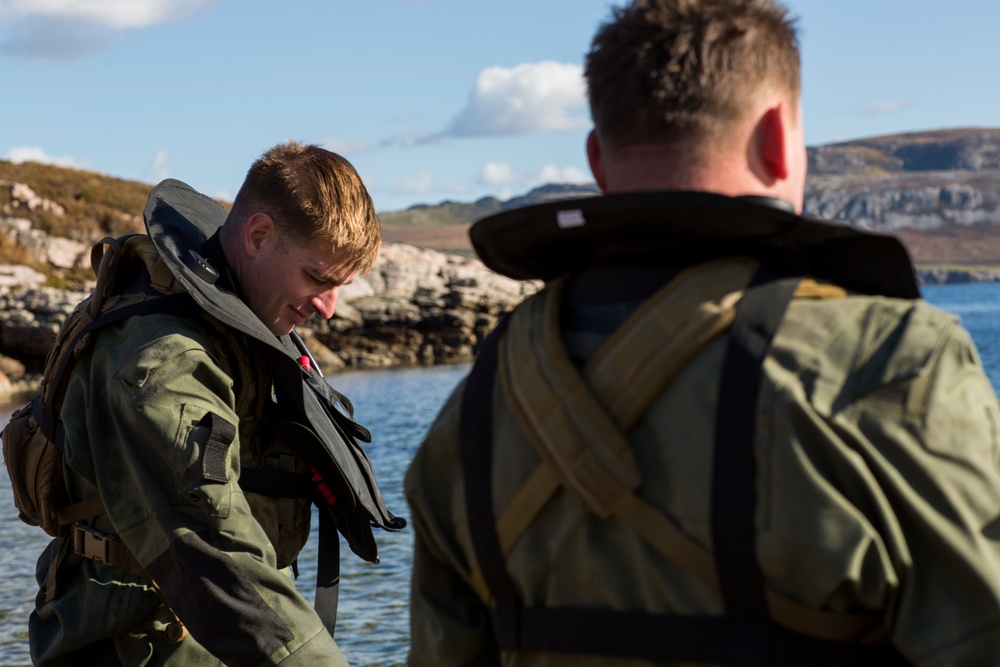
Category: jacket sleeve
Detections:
[
  {"x1": 862, "y1": 318, "x2": 1000, "y2": 665},
  {"x1": 404, "y1": 382, "x2": 502, "y2": 667},
  {"x1": 763, "y1": 298, "x2": 1000, "y2": 667},
  {"x1": 70, "y1": 316, "x2": 347, "y2": 666}
]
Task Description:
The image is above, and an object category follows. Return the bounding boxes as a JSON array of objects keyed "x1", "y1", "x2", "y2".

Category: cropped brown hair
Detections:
[
  {"x1": 228, "y1": 141, "x2": 382, "y2": 275},
  {"x1": 586, "y1": 0, "x2": 800, "y2": 150}
]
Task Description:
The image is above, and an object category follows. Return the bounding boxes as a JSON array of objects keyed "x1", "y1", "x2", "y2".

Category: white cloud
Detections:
[
  {"x1": 391, "y1": 169, "x2": 433, "y2": 195},
  {"x1": 0, "y1": 0, "x2": 216, "y2": 60},
  {"x1": 476, "y1": 161, "x2": 592, "y2": 194},
  {"x1": 321, "y1": 137, "x2": 375, "y2": 156},
  {"x1": 864, "y1": 100, "x2": 916, "y2": 115},
  {"x1": 0, "y1": 0, "x2": 214, "y2": 29},
  {"x1": 145, "y1": 148, "x2": 170, "y2": 183},
  {"x1": 479, "y1": 162, "x2": 521, "y2": 187},
  {"x1": 2, "y1": 145, "x2": 87, "y2": 168},
  {"x1": 532, "y1": 164, "x2": 591, "y2": 186},
  {"x1": 444, "y1": 61, "x2": 588, "y2": 137}
]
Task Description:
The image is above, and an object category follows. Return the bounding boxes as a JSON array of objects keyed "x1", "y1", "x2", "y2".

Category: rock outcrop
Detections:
[
  {"x1": 304, "y1": 243, "x2": 539, "y2": 369},
  {"x1": 803, "y1": 129, "x2": 1000, "y2": 232},
  {"x1": 0, "y1": 217, "x2": 89, "y2": 270},
  {"x1": 804, "y1": 170, "x2": 1000, "y2": 232},
  {"x1": 0, "y1": 243, "x2": 540, "y2": 401}
]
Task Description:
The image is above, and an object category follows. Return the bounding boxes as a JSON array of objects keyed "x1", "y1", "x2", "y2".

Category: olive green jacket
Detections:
[
  {"x1": 405, "y1": 257, "x2": 1000, "y2": 666},
  {"x1": 29, "y1": 312, "x2": 348, "y2": 666}
]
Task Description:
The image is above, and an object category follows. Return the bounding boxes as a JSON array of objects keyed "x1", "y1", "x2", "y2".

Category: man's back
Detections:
[
  {"x1": 407, "y1": 242, "x2": 1000, "y2": 666},
  {"x1": 406, "y1": 0, "x2": 1000, "y2": 663}
]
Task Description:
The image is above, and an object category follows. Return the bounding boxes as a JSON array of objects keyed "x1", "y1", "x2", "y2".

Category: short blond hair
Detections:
[{"x1": 227, "y1": 141, "x2": 382, "y2": 275}]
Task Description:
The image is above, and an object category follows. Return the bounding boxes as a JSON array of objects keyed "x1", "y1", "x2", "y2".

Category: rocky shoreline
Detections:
[
  {"x1": 0, "y1": 242, "x2": 541, "y2": 403},
  {"x1": 0, "y1": 240, "x2": 997, "y2": 404},
  {"x1": 915, "y1": 267, "x2": 1000, "y2": 285}
]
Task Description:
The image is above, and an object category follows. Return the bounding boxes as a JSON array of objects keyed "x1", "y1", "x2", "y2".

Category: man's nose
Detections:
[{"x1": 311, "y1": 288, "x2": 338, "y2": 320}]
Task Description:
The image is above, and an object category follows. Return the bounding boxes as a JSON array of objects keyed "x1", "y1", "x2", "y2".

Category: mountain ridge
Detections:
[{"x1": 4, "y1": 127, "x2": 1000, "y2": 277}]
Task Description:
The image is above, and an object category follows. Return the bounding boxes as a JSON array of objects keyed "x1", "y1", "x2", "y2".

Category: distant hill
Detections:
[
  {"x1": 807, "y1": 127, "x2": 1000, "y2": 174},
  {"x1": 4, "y1": 128, "x2": 1000, "y2": 275},
  {"x1": 379, "y1": 184, "x2": 599, "y2": 253},
  {"x1": 384, "y1": 128, "x2": 1000, "y2": 267},
  {"x1": 378, "y1": 183, "x2": 600, "y2": 228},
  {"x1": 803, "y1": 128, "x2": 1000, "y2": 266},
  {"x1": 0, "y1": 161, "x2": 150, "y2": 242}
]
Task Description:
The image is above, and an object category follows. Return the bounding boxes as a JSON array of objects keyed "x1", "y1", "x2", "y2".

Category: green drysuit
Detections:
[
  {"x1": 29, "y1": 310, "x2": 348, "y2": 666},
  {"x1": 405, "y1": 249, "x2": 1000, "y2": 666}
]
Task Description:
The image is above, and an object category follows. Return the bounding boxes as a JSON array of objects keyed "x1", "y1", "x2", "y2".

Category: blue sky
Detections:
[{"x1": 1, "y1": 0, "x2": 997, "y2": 213}]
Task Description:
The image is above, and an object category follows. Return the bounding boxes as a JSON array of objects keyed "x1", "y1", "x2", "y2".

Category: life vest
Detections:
[
  {"x1": 459, "y1": 193, "x2": 918, "y2": 664},
  {"x1": 143, "y1": 179, "x2": 405, "y2": 561},
  {"x1": 2, "y1": 179, "x2": 404, "y2": 636}
]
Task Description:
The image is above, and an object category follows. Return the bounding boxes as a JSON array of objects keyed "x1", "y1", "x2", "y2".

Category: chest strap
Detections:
[{"x1": 460, "y1": 264, "x2": 910, "y2": 664}]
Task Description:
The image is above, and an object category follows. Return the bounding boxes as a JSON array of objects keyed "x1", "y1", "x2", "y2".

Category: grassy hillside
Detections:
[{"x1": 0, "y1": 160, "x2": 151, "y2": 243}]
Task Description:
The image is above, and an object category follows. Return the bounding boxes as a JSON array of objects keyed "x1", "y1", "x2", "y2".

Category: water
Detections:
[
  {"x1": 0, "y1": 282, "x2": 998, "y2": 666},
  {"x1": 0, "y1": 363, "x2": 469, "y2": 667},
  {"x1": 921, "y1": 282, "x2": 1000, "y2": 390}
]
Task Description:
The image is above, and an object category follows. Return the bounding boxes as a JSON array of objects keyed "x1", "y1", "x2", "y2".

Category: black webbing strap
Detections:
[
  {"x1": 199, "y1": 413, "x2": 236, "y2": 483},
  {"x1": 238, "y1": 469, "x2": 313, "y2": 499},
  {"x1": 516, "y1": 608, "x2": 902, "y2": 664},
  {"x1": 315, "y1": 506, "x2": 341, "y2": 637},
  {"x1": 459, "y1": 277, "x2": 911, "y2": 665},
  {"x1": 461, "y1": 317, "x2": 521, "y2": 648},
  {"x1": 712, "y1": 270, "x2": 799, "y2": 623}
]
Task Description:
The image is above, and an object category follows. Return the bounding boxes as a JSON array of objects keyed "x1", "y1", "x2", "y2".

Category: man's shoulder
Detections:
[
  {"x1": 776, "y1": 292, "x2": 974, "y2": 405},
  {"x1": 783, "y1": 292, "x2": 959, "y2": 354},
  {"x1": 86, "y1": 307, "x2": 236, "y2": 370},
  {"x1": 119, "y1": 307, "x2": 219, "y2": 342}
]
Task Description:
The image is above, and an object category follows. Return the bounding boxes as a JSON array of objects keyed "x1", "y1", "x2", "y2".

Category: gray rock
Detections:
[
  {"x1": 0, "y1": 244, "x2": 541, "y2": 396},
  {"x1": 0, "y1": 265, "x2": 47, "y2": 291}
]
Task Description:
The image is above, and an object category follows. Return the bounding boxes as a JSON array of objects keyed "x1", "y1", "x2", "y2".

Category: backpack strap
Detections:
[{"x1": 460, "y1": 263, "x2": 909, "y2": 664}]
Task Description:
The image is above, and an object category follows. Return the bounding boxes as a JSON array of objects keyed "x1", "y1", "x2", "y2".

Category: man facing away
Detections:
[
  {"x1": 404, "y1": 1, "x2": 1000, "y2": 665},
  {"x1": 29, "y1": 141, "x2": 401, "y2": 665}
]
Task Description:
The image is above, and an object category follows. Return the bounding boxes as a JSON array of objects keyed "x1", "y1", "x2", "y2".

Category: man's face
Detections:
[{"x1": 241, "y1": 228, "x2": 357, "y2": 337}]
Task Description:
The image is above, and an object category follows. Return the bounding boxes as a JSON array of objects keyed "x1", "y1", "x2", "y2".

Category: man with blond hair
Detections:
[
  {"x1": 28, "y1": 142, "x2": 402, "y2": 665},
  {"x1": 405, "y1": 1, "x2": 1000, "y2": 665}
]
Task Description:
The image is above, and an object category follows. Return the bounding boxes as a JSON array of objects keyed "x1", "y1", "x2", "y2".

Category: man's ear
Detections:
[
  {"x1": 757, "y1": 104, "x2": 790, "y2": 181},
  {"x1": 244, "y1": 212, "x2": 276, "y2": 258},
  {"x1": 586, "y1": 129, "x2": 608, "y2": 192}
]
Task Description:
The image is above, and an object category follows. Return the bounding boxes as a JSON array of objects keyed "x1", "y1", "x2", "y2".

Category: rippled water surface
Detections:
[
  {"x1": 0, "y1": 282, "x2": 998, "y2": 666},
  {"x1": 922, "y1": 282, "x2": 1000, "y2": 391},
  {"x1": 0, "y1": 363, "x2": 468, "y2": 667}
]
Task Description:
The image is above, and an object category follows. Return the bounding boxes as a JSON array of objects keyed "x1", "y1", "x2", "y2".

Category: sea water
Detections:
[{"x1": 0, "y1": 282, "x2": 998, "y2": 666}]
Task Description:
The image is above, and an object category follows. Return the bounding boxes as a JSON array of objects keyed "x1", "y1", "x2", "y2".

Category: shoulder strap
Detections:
[{"x1": 460, "y1": 265, "x2": 910, "y2": 665}]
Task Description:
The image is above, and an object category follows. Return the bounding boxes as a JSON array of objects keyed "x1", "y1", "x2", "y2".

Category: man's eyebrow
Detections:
[{"x1": 308, "y1": 266, "x2": 352, "y2": 286}]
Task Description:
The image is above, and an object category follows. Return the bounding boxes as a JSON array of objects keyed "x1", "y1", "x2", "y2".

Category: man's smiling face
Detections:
[{"x1": 240, "y1": 213, "x2": 356, "y2": 336}]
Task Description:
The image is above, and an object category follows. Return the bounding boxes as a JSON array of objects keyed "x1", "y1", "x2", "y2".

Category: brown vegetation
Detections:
[
  {"x1": 0, "y1": 160, "x2": 151, "y2": 241},
  {"x1": 894, "y1": 224, "x2": 1000, "y2": 266},
  {"x1": 380, "y1": 224, "x2": 474, "y2": 255}
]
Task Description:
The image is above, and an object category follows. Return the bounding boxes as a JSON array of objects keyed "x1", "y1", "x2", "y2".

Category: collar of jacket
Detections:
[
  {"x1": 470, "y1": 191, "x2": 920, "y2": 300},
  {"x1": 140, "y1": 178, "x2": 404, "y2": 563}
]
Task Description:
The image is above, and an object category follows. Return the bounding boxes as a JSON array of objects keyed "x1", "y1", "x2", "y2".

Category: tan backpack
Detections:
[{"x1": 1, "y1": 234, "x2": 192, "y2": 536}]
